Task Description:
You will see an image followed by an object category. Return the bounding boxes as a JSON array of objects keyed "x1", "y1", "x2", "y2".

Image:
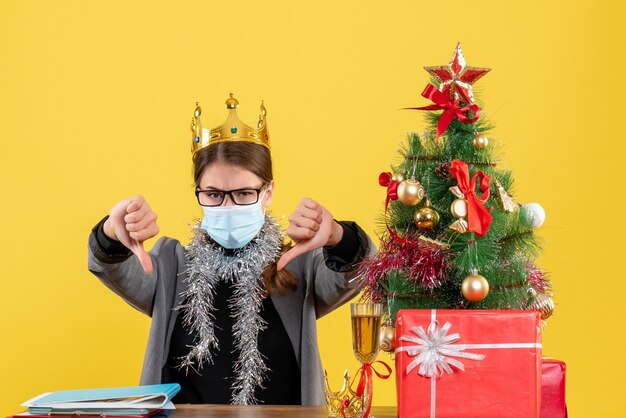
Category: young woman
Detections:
[{"x1": 87, "y1": 95, "x2": 375, "y2": 406}]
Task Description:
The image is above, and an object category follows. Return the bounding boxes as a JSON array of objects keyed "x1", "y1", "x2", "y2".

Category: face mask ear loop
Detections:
[{"x1": 259, "y1": 187, "x2": 269, "y2": 216}]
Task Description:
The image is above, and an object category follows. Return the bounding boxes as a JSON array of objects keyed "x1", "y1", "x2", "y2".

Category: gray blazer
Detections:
[{"x1": 87, "y1": 224, "x2": 375, "y2": 405}]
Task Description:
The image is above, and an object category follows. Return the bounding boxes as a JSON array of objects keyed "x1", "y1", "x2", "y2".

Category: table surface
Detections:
[{"x1": 170, "y1": 404, "x2": 398, "y2": 417}]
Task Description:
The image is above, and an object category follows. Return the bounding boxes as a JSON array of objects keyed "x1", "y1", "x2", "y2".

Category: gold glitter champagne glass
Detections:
[
  {"x1": 351, "y1": 303, "x2": 383, "y2": 363},
  {"x1": 350, "y1": 303, "x2": 383, "y2": 417}
]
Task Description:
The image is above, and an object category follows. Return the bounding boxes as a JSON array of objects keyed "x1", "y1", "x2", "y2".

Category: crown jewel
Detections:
[{"x1": 191, "y1": 93, "x2": 270, "y2": 159}]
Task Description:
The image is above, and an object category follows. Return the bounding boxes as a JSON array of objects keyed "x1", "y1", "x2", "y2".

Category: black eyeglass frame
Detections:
[{"x1": 195, "y1": 184, "x2": 267, "y2": 207}]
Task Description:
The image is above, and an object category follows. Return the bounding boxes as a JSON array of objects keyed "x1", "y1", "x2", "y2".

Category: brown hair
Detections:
[{"x1": 193, "y1": 142, "x2": 297, "y2": 295}]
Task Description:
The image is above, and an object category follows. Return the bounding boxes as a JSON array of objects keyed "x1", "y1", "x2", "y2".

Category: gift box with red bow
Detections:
[
  {"x1": 395, "y1": 309, "x2": 542, "y2": 418},
  {"x1": 540, "y1": 358, "x2": 567, "y2": 418}
]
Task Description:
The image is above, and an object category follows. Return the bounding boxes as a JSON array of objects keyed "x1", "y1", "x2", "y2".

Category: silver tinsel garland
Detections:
[{"x1": 177, "y1": 214, "x2": 284, "y2": 405}]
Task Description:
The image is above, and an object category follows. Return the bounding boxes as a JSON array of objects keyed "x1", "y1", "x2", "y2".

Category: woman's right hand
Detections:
[{"x1": 103, "y1": 195, "x2": 159, "y2": 274}]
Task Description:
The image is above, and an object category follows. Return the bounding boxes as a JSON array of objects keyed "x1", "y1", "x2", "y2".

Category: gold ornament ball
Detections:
[
  {"x1": 379, "y1": 324, "x2": 396, "y2": 352},
  {"x1": 462, "y1": 273, "x2": 490, "y2": 302},
  {"x1": 414, "y1": 206, "x2": 440, "y2": 231},
  {"x1": 397, "y1": 179, "x2": 425, "y2": 206},
  {"x1": 473, "y1": 134, "x2": 489, "y2": 149},
  {"x1": 534, "y1": 293, "x2": 555, "y2": 320},
  {"x1": 392, "y1": 172, "x2": 406, "y2": 183}
]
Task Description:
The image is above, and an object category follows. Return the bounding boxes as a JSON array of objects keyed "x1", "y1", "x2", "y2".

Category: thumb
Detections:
[
  {"x1": 277, "y1": 242, "x2": 315, "y2": 271},
  {"x1": 129, "y1": 241, "x2": 153, "y2": 274},
  {"x1": 277, "y1": 207, "x2": 334, "y2": 270}
]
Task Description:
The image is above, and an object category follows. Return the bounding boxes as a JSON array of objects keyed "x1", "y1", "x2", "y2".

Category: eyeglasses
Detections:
[{"x1": 195, "y1": 184, "x2": 267, "y2": 207}]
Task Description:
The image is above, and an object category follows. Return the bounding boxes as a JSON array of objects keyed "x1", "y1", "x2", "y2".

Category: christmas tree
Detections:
[{"x1": 359, "y1": 43, "x2": 554, "y2": 335}]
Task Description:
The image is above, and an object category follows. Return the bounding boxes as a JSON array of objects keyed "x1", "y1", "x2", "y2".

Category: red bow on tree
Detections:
[
  {"x1": 450, "y1": 159, "x2": 492, "y2": 237},
  {"x1": 378, "y1": 172, "x2": 407, "y2": 243},
  {"x1": 406, "y1": 84, "x2": 481, "y2": 140},
  {"x1": 378, "y1": 172, "x2": 398, "y2": 203}
]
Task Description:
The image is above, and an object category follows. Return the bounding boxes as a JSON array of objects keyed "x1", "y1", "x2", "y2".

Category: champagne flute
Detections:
[{"x1": 350, "y1": 303, "x2": 383, "y2": 417}]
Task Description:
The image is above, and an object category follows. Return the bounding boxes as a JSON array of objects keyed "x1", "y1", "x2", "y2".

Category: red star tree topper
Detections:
[{"x1": 424, "y1": 42, "x2": 491, "y2": 105}]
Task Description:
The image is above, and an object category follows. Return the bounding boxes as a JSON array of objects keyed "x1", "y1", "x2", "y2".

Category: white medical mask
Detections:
[{"x1": 200, "y1": 198, "x2": 266, "y2": 249}]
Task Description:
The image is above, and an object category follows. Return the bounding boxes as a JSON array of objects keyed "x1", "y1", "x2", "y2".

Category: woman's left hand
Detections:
[{"x1": 277, "y1": 197, "x2": 343, "y2": 270}]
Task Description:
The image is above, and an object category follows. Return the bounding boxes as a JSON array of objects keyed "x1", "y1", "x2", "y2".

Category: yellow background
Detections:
[{"x1": 1, "y1": 1, "x2": 624, "y2": 416}]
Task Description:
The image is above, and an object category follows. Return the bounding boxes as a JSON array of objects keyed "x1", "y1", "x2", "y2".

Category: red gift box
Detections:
[
  {"x1": 395, "y1": 309, "x2": 542, "y2": 418},
  {"x1": 541, "y1": 358, "x2": 567, "y2": 418}
]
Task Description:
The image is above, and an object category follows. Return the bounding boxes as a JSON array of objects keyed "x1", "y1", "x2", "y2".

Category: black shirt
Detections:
[{"x1": 161, "y1": 280, "x2": 301, "y2": 404}]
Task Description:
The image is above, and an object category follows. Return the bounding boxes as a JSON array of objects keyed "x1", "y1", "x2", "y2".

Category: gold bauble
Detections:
[
  {"x1": 473, "y1": 133, "x2": 489, "y2": 149},
  {"x1": 392, "y1": 172, "x2": 406, "y2": 183},
  {"x1": 414, "y1": 206, "x2": 440, "y2": 231},
  {"x1": 397, "y1": 179, "x2": 425, "y2": 206},
  {"x1": 379, "y1": 324, "x2": 396, "y2": 352},
  {"x1": 462, "y1": 273, "x2": 490, "y2": 302},
  {"x1": 533, "y1": 293, "x2": 555, "y2": 320}
]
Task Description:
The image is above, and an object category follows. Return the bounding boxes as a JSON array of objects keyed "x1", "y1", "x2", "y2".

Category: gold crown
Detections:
[
  {"x1": 190, "y1": 93, "x2": 270, "y2": 159},
  {"x1": 324, "y1": 370, "x2": 368, "y2": 418}
]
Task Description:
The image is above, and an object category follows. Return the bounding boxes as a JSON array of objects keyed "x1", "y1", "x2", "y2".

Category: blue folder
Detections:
[{"x1": 22, "y1": 384, "x2": 180, "y2": 416}]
